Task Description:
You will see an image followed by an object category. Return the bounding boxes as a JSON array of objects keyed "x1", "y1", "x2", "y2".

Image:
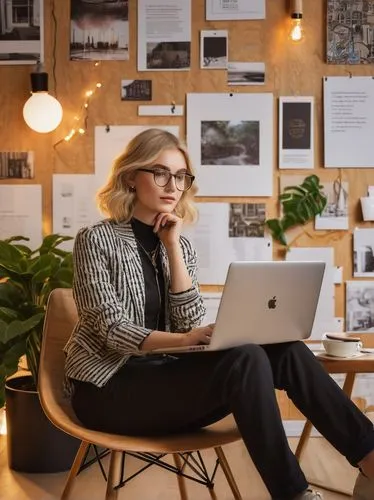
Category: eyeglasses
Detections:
[{"x1": 137, "y1": 167, "x2": 195, "y2": 192}]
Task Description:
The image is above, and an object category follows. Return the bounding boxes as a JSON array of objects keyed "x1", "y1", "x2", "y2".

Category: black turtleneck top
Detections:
[{"x1": 131, "y1": 218, "x2": 166, "y2": 331}]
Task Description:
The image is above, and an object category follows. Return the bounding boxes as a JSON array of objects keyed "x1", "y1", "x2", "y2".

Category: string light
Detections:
[{"x1": 54, "y1": 63, "x2": 103, "y2": 148}]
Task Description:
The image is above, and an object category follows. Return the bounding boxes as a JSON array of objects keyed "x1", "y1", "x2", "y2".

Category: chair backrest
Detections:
[{"x1": 38, "y1": 288, "x2": 79, "y2": 427}]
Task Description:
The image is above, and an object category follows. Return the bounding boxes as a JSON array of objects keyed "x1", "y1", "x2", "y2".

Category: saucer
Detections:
[{"x1": 316, "y1": 352, "x2": 366, "y2": 361}]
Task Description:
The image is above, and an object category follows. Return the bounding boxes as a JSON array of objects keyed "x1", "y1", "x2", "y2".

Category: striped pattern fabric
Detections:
[{"x1": 63, "y1": 219, "x2": 206, "y2": 395}]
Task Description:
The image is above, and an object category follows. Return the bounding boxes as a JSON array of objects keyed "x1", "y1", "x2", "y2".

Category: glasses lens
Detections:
[{"x1": 153, "y1": 170, "x2": 170, "y2": 187}]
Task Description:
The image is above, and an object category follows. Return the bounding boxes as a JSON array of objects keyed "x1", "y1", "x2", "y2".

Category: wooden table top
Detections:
[{"x1": 314, "y1": 352, "x2": 374, "y2": 373}]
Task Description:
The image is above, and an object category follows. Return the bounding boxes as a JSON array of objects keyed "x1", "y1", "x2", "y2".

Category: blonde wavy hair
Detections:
[{"x1": 97, "y1": 128, "x2": 198, "y2": 223}]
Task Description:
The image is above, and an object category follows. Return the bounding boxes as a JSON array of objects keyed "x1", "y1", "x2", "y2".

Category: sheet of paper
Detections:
[
  {"x1": 324, "y1": 76, "x2": 374, "y2": 167},
  {"x1": 187, "y1": 93, "x2": 273, "y2": 196},
  {"x1": 0, "y1": 151, "x2": 34, "y2": 179},
  {"x1": 333, "y1": 266, "x2": 343, "y2": 284},
  {"x1": 353, "y1": 228, "x2": 374, "y2": 278},
  {"x1": 206, "y1": 0, "x2": 265, "y2": 20},
  {"x1": 200, "y1": 30, "x2": 228, "y2": 69},
  {"x1": 286, "y1": 247, "x2": 337, "y2": 340},
  {"x1": 0, "y1": 185, "x2": 42, "y2": 249},
  {"x1": 201, "y1": 292, "x2": 222, "y2": 324},
  {"x1": 315, "y1": 179, "x2": 349, "y2": 230},
  {"x1": 94, "y1": 125, "x2": 179, "y2": 218},
  {"x1": 0, "y1": 0, "x2": 43, "y2": 65},
  {"x1": 227, "y1": 62, "x2": 265, "y2": 85},
  {"x1": 183, "y1": 203, "x2": 272, "y2": 285},
  {"x1": 279, "y1": 96, "x2": 314, "y2": 169},
  {"x1": 138, "y1": 0, "x2": 191, "y2": 71},
  {"x1": 53, "y1": 174, "x2": 98, "y2": 251},
  {"x1": 346, "y1": 281, "x2": 374, "y2": 333},
  {"x1": 70, "y1": 0, "x2": 129, "y2": 61}
]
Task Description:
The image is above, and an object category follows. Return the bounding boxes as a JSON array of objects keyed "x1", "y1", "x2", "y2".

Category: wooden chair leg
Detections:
[
  {"x1": 295, "y1": 420, "x2": 313, "y2": 460},
  {"x1": 207, "y1": 486, "x2": 218, "y2": 500},
  {"x1": 106, "y1": 450, "x2": 122, "y2": 500},
  {"x1": 215, "y1": 446, "x2": 242, "y2": 500},
  {"x1": 173, "y1": 453, "x2": 188, "y2": 500},
  {"x1": 61, "y1": 441, "x2": 90, "y2": 500}
]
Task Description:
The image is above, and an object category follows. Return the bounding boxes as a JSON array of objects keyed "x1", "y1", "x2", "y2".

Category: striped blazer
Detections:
[{"x1": 64, "y1": 219, "x2": 206, "y2": 395}]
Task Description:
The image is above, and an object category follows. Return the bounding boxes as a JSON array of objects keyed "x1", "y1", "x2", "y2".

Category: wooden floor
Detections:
[{"x1": 0, "y1": 434, "x2": 358, "y2": 500}]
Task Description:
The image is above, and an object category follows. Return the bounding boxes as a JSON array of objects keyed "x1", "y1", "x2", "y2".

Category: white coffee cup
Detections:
[{"x1": 322, "y1": 334, "x2": 363, "y2": 358}]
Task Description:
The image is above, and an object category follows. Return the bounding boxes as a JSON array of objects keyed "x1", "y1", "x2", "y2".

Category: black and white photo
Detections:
[
  {"x1": 315, "y1": 179, "x2": 348, "y2": 230},
  {"x1": 227, "y1": 62, "x2": 265, "y2": 85},
  {"x1": 229, "y1": 203, "x2": 266, "y2": 238},
  {"x1": 354, "y1": 228, "x2": 374, "y2": 277},
  {"x1": 346, "y1": 281, "x2": 374, "y2": 333},
  {"x1": 279, "y1": 96, "x2": 314, "y2": 169},
  {"x1": 0, "y1": 0, "x2": 43, "y2": 64},
  {"x1": 146, "y1": 41, "x2": 190, "y2": 69},
  {"x1": 201, "y1": 120, "x2": 260, "y2": 166},
  {"x1": 200, "y1": 30, "x2": 227, "y2": 69},
  {"x1": 327, "y1": 0, "x2": 374, "y2": 64},
  {"x1": 0, "y1": 151, "x2": 34, "y2": 179},
  {"x1": 121, "y1": 80, "x2": 152, "y2": 101},
  {"x1": 282, "y1": 101, "x2": 311, "y2": 150},
  {"x1": 70, "y1": 0, "x2": 129, "y2": 61}
]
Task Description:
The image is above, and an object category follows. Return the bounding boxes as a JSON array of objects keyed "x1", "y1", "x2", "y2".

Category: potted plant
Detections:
[
  {"x1": 265, "y1": 174, "x2": 327, "y2": 248},
  {"x1": 0, "y1": 234, "x2": 80, "y2": 472}
]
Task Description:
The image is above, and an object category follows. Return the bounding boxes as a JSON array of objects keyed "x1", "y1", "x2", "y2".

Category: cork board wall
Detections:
[{"x1": 0, "y1": 1, "x2": 374, "y2": 395}]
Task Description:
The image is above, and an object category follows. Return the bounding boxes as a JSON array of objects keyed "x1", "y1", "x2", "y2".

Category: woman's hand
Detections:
[
  {"x1": 182, "y1": 325, "x2": 214, "y2": 346},
  {"x1": 153, "y1": 212, "x2": 183, "y2": 249}
]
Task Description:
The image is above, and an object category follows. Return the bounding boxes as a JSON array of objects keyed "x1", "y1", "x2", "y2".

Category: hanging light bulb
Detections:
[
  {"x1": 289, "y1": 0, "x2": 304, "y2": 43},
  {"x1": 23, "y1": 69, "x2": 63, "y2": 133}
]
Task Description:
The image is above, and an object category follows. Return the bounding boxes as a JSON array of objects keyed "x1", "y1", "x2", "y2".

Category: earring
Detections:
[{"x1": 129, "y1": 186, "x2": 136, "y2": 193}]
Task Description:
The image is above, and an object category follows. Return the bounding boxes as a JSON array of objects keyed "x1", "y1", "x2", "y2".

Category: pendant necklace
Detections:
[{"x1": 136, "y1": 239, "x2": 161, "y2": 273}]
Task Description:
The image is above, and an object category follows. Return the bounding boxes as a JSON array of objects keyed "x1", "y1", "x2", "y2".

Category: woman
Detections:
[{"x1": 64, "y1": 128, "x2": 374, "y2": 500}]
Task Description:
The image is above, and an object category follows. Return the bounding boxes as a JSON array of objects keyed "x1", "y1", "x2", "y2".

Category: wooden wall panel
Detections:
[{"x1": 1, "y1": 0, "x2": 374, "y2": 417}]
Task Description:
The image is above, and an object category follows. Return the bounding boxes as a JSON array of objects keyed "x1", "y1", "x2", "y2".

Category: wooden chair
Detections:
[{"x1": 38, "y1": 288, "x2": 243, "y2": 500}]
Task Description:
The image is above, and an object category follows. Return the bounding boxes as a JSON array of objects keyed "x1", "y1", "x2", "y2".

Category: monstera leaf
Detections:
[{"x1": 266, "y1": 175, "x2": 327, "y2": 247}]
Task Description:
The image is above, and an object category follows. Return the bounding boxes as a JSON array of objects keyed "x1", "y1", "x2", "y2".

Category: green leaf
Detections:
[
  {"x1": 0, "y1": 307, "x2": 19, "y2": 322},
  {"x1": 265, "y1": 175, "x2": 327, "y2": 247},
  {"x1": 0, "y1": 314, "x2": 44, "y2": 345}
]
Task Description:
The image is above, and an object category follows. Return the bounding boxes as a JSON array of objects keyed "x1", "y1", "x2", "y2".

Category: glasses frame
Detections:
[{"x1": 137, "y1": 167, "x2": 195, "y2": 192}]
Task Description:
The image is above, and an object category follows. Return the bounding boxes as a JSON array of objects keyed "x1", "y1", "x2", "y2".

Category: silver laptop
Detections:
[{"x1": 150, "y1": 261, "x2": 325, "y2": 354}]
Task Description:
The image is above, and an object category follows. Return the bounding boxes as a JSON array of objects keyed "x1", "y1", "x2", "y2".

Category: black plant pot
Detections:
[{"x1": 5, "y1": 375, "x2": 80, "y2": 473}]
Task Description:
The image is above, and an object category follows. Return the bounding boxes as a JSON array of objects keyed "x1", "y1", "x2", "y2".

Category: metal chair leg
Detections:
[
  {"x1": 215, "y1": 446, "x2": 242, "y2": 500},
  {"x1": 61, "y1": 441, "x2": 90, "y2": 500},
  {"x1": 173, "y1": 453, "x2": 189, "y2": 500},
  {"x1": 106, "y1": 451, "x2": 122, "y2": 500}
]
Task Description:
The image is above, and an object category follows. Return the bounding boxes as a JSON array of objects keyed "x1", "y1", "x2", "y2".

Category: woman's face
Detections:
[{"x1": 131, "y1": 148, "x2": 187, "y2": 224}]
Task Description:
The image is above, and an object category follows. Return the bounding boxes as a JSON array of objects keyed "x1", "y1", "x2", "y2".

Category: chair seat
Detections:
[{"x1": 47, "y1": 396, "x2": 241, "y2": 453}]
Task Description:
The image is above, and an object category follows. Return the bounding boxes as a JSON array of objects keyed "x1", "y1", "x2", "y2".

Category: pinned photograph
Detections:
[
  {"x1": 70, "y1": 0, "x2": 129, "y2": 61},
  {"x1": 229, "y1": 203, "x2": 266, "y2": 238},
  {"x1": 346, "y1": 281, "x2": 374, "y2": 333},
  {"x1": 121, "y1": 80, "x2": 152, "y2": 101},
  {"x1": 0, "y1": 0, "x2": 43, "y2": 64},
  {"x1": 227, "y1": 62, "x2": 265, "y2": 85},
  {"x1": 315, "y1": 179, "x2": 348, "y2": 230},
  {"x1": 0, "y1": 151, "x2": 34, "y2": 179},
  {"x1": 200, "y1": 30, "x2": 228, "y2": 69},
  {"x1": 327, "y1": 0, "x2": 374, "y2": 64},
  {"x1": 146, "y1": 41, "x2": 190, "y2": 69},
  {"x1": 353, "y1": 228, "x2": 374, "y2": 278},
  {"x1": 201, "y1": 120, "x2": 259, "y2": 166}
]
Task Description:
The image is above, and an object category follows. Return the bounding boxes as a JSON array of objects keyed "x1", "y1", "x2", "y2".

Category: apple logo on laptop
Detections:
[{"x1": 267, "y1": 296, "x2": 277, "y2": 309}]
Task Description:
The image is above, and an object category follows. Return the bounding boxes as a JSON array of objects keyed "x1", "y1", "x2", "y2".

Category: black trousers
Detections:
[{"x1": 72, "y1": 342, "x2": 374, "y2": 500}]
